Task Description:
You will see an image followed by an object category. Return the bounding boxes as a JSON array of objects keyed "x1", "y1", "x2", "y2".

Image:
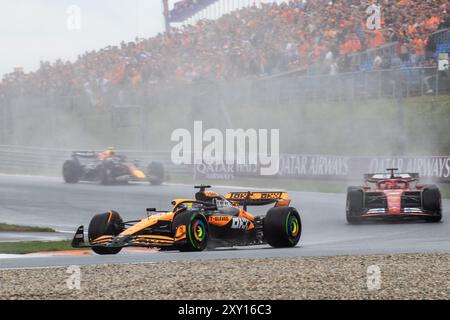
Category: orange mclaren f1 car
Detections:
[{"x1": 72, "y1": 186, "x2": 302, "y2": 254}]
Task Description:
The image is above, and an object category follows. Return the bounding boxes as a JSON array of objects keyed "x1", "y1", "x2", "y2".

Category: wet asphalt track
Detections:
[{"x1": 0, "y1": 174, "x2": 449, "y2": 269}]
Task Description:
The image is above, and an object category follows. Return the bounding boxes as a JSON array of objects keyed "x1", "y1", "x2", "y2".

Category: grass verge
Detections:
[
  {"x1": 0, "y1": 223, "x2": 55, "y2": 233},
  {"x1": 0, "y1": 241, "x2": 77, "y2": 254}
]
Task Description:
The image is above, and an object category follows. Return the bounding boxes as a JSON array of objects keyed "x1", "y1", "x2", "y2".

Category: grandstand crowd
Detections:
[{"x1": 1, "y1": 0, "x2": 450, "y2": 101}]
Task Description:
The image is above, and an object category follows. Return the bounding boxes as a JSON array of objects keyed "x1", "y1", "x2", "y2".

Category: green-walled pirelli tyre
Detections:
[
  {"x1": 62, "y1": 160, "x2": 82, "y2": 184},
  {"x1": 88, "y1": 211, "x2": 124, "y2": 255},
  {"x1": 263, "y1": 207, "x2": 302, "y2": 248},
  {"x1": 172, "y1": 210, "x2": 208, "y2": 252}
]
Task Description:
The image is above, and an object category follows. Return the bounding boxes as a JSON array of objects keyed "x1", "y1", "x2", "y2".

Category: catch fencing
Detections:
[
  {"x1": 104, "y1": 66, "x2": 447, "y2": 108},
  {"x1": 1, "y1": 66, "x2": 447, "y2": 116}
]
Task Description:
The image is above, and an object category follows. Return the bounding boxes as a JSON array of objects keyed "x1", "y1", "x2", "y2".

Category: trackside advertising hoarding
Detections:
[{"x1": 194, "y1": 155, "x2": 450, "y2": 183}]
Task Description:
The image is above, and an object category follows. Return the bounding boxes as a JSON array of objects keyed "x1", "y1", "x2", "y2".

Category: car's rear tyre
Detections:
[
  {"x1": 423, "y1": 185, "x2": 442, "y2": 223},
  {"x1": 88, "y1": 211, "x2": 123, "y2": 255},
  {"x1": 172, "y1": 211, "x2": 208, "y2": 252},
  {"x1": 62, "y1": 160, "x2": 82, "y2": 184},
  {"x1": 346, "y1": 187, "x2": 364, "y2": 224},
  {"x1": 263, "y1": 207, "x2": 301, "y2": 248},
  {"x1": 147, "y1": 162, "x2": 165, "y2": 185}
]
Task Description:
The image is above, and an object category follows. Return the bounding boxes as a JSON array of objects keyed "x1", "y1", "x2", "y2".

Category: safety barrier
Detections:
[
  {"x1": 1, "y1": 146, "x2": 449, "y2": 185},
  {"x1": 194, "y1": 154, "x2": 450, "y2": 184},
  {"x1": 432, "y1": 28, "x2": 450, "y2": 46}
]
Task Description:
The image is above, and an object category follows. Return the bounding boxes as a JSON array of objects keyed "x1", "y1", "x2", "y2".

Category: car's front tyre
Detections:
[
  {"x1": 172, "y1": 211, "x2": 208, "y2": 252},
  {"x1": 346, "y1": 187, "x2": 364, "y2": 224},
  {"x1": 62, "y1": 160, "x2": 82, "y2": 184},
  {"x1": 423, "y1": 185, "x2": 442, "y2": 223},
  {"x1": 88, "y1": 211, "x2": 123, "y2": 255}
]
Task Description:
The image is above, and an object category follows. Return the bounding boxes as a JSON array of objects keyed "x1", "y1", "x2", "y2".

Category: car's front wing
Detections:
[
  {"x1": 360, "y1": 208, "x2": 434, "y2": 220},
  {"x1": 71, "y1": 226, "x2": 184, "y2": 249}
]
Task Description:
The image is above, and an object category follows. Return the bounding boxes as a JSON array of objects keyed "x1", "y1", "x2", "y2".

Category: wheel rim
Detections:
[
  {"x1": 193, "y1": 219, "x2": 206, "y2": 242},
  {"x1": 286, "y1": 213, "x2": 301, "y2": 242},
  {"x1": 189, "y1": 218, "x2": 207, "y2": 248}
]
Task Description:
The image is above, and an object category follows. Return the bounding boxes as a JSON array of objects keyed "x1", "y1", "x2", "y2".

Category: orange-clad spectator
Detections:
[
  {"x1": 368, "y1": 30, "x2": 386, "y2": 49},
  {"x1": 182, "y1": 34, "x2": 191, "y2": 48},
  {"x1": 324, "y1": 29, "x2": 337, "y2": 40},
  {"x1": 312, "y1": 44, "x2": 325, "y2": 62},
  {"x1": 109, "y1": 63, "x2": 126, "y2": 85},
  {"x1": 283, "y1": 9, "x2": 297, "y2": 24},
  {"x1": 408, "y1": 24, "x2": 417, "y2": 36},
  {"x1": 350, "y1": 36, "x2": 362, "y2": 53},
  {"x1": 298, "y1": 42, "x2": 310, "y2": 58},
  {"x1": 343, "y1": 41, "x2": 351, "y2": 54},
  {"x1": 248, "y1": 18, "x2": 258, "y2": 29},
  {"x1": 340, "y1": 35, "x2": 362, "y2": 55},
  {"x1": 130, "y1": 70, "x2": 142, "y2": 87},
  {"x1": 269, "y1": 7, "x2": 279, "y2": 17},
  {"x1": 425, "y1": 16, "x2": 441, "y2": 31},
  {"x1": 413, "y1": 37, "x2": 426, "y2": 57}
]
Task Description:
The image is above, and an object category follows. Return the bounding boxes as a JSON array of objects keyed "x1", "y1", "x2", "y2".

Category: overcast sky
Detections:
[{"x1": 0, "y1": 0, "x2": 166, "y2": 77}]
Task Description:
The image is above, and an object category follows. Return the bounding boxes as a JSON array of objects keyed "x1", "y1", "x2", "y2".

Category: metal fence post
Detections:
[
  {"x1": 378, "y1": 70, "x2": 382, "y2": 98},
  {"x1": 436, "y1": 68, "x2": 440, "y2": 97},
  {"x1": 420, "y1": 68, "x2": 424, "y2": 96}
]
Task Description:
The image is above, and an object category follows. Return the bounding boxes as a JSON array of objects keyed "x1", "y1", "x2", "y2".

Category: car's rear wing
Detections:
[
  {"x1": 72, "y1": 151, "x2": 98, "y2": 158},
  {"x1": 364, "y1": 173, "x2": 419, "y2": 181},
  {"x1": 225, "y1": 191, "x2": 291, "y2": 208}
]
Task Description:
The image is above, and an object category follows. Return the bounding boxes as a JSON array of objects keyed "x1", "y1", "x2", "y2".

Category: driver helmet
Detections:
[
  {"x1": 385, "y1": 181, "x2": 396, "y2": 189},
  {"x1": 106, "y1": 147, "x2": 115, "y2": 156}
]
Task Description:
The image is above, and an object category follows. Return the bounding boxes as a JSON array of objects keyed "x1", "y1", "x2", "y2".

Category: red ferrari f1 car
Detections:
[{"x1": 346, "y1": 169, "x2": 442, "y2": 223}]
